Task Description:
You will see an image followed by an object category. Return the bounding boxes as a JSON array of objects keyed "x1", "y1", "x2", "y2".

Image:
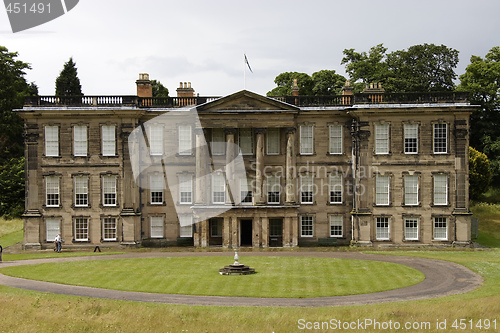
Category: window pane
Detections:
[
  {"x1": 329, "y1": 125, "x2": 342, "y2": 154},
  {"x1": 75, "y1": 176, "x2": 88, "y2": 207},
  {"x1": 103, "y1": 217, "x2": 117, "y2": 241},
  {"x1": 150, "y1": 216, "x2": 164, "y2": 238},
  {"x1": 149, "y1": 125, "x2": 163, "y2": 156},
  {"x1": 405, "y1": 218, "x2": 419, "y2": 240},
  {"x1": 46, "y1": 176, "x2": 60, "y2": 207},
  {"x1": 178, "y1": 125, "x2": 192, "y2": 155},
  {"x1": 179, "y1": 174, "x2": 193, "y2": 204},
  {"x1": 240, "y1": 179, "x2": 253, "y2": 204},
  {"x1": 300, "y1": 174, "x2": 313, "y2": 203},
  {"x1": 330, "y1": 215, "x2": 343, "y2": 237},
  {"x1": 102, "y1": 125, "x2": 116, "y2": 156},
  {"x1": 267, "y1": 175, "x2": 280, "y2": 204},
  {"x1": 74, "y1": 217, "x2": 88, "y2": 241},
  {"x1": 266, "y1": 128, "x2": 280, "y2": 155},
  {"x1": 376, "y1": 217, "x2": 389, "y2": 240},
  {"x1": 375, "y1": 124, "x2": 389, "y2": 154},
  {"x1": 179, "y1": 215, "x2": 193, "y2": 237},
  {"x1": 376, "y1": 175, "x2": 389, "y2": 205},
  {"x1": 103, "y1": 175, "x2": 117, "y2": 206},
  {"x1": 404, "y1": 124, "x2": 418, "y2": 154},
  {"x1": 330, "y1": 174, "x2": 342, "y2": 203},
  {"x1": 301, "y1": 216, "x2": 313, "y2": 237},
  {"x1": 150, "y1": 175, "x2": 164, "y2": 204},
  {"x1": 434, "y1": 174, "x2": 448, "y2": 205},
  {"x1": 434, "y1": 217, "x2": 448, "y2": 240},
  {"x1": 404, "y1": 175, "x2": 418, "y2": 205},
  {"x1": 74, "y1": 125, "x2": 87, "y2": 156},
  {"x1": 300, "y1": 125, "x2": 313, "y2": 155},
  {"x1": 239, "y1": 129, "x2": 253, "y2": 155},
  {"x1": 46, "y1": 218, "x2": 60, "y2": 242},
  {"x1": 434, "y1": 124, "x2": 447, "y2": 153},
  {"x1": 45, "y1": 126, "x2": 59, "y2": 156},
  {"x1": 211, "y1": 128, "x2": 225, "y2": 155},
  {"x1": 212, "y1": 173, "x2": 225, "y2": 204}
]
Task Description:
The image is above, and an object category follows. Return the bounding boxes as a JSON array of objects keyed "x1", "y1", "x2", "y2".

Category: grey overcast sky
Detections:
[{"x1": 1, "y1": 0, "x2": 500, "y2": 97}]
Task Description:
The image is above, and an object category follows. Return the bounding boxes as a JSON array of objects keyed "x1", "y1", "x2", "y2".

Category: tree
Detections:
[
  {"x1": 469, "y1": 147, "x2": 492, "y2": 200},
  {"x1": 0, "y1": 156, "x2": 25, "y2": 218},
  {"x1": 267, "y1": 70, "x2": 346, "y2": 96},
  {"x1": 311, "y1": 70, "x2": 346, "y2": 96},
  {"x1": 151, "y1": 80, "x2": 169, "y2": 97},
  {"x1": 341, "y1": 44, "x2": 389, "y2": 91},
  {"x1": 55, "y1": 57, "x2": 83, "y2": 96}
]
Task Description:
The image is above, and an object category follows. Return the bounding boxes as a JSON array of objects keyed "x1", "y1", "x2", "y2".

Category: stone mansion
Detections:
[{"x1": 17, "y1": 74, "x2": 475, "y2": 249}]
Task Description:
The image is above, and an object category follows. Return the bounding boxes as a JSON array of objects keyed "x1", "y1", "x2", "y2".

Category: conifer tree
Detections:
[{"x1": 55, "y1": 57, "x2": 83, "y2": 96}]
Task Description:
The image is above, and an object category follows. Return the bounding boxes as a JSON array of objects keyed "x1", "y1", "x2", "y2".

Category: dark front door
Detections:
[
  {"x1": 240, "y1": 219, "x2": 253, "y2": 246},
  {"x1": 269, "y1": 218, "x2": 283, "y2": 247}
]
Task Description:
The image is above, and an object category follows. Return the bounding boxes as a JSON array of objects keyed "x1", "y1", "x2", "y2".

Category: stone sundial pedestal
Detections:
[{"x1": 219, "y1": 249, "x2": 255, "y2": 275}]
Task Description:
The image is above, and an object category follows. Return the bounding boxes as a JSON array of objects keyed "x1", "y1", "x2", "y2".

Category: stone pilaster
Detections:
[
  {"x1": 285, "y1": 127, "x2": 296, "y2": 204},
  {"x1": 195, "y1": 127, "x2": 207, "y2": 205},
  {"x1": 255, "y1": 128, "x2": 266, "y2": 205}
]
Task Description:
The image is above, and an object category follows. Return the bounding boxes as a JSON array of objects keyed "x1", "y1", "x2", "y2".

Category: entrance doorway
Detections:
[
  {"x1": 269, "y1": 218, "x2": 283, "y2": 247},
  {"x1": 240, "y1": 219, "x2": 253, "y2": 246}
]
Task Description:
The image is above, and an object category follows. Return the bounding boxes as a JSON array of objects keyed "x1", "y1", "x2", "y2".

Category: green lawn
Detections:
[
  {"x1": 471, "y1": 202, "x2": 500, "y2": 248},
  {"x1": 0, "y1": 217, "x2": 23, "y2": 248},
  {"x1": 0, "y1": 256, "x2": 424, "y2": 298}
]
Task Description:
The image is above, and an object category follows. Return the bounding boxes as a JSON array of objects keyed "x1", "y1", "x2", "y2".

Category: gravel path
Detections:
[{"x1": 0, "y1": 251, "x2": 483, "y2": 307}]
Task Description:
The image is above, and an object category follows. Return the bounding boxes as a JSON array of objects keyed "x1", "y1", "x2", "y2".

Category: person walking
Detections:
[{"x1": 54, "y1": 233, "x2": 62, "y2": 253}]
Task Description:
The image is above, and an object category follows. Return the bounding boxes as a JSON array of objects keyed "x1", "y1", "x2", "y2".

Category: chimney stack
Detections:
[
  {"x1": 177, "y1": 81, "x2": 195, "y2": 97},
  {"x1": 291, "y1": 78, "x2": 299, "y2": 97},
  {"x1": 136, "y1": 73, "x2": 152, "y2": 98}
]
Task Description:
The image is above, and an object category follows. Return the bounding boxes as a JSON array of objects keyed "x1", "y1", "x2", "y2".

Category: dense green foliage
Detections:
[
  {"x1": 267, "y1": 70, "x2": 345, "y2": 96},
  {"x1": 469, "y1": 147, "x2": 492, "y2": 200},
  {"x1": 0, "y1": 157, "x2": 25, "y2": 218},
  {"x1": 55, "y1": 57, "x2": 83, "y2": 96},
  {"x1": 151, "y1": 79, "x2": 169, "y2": 97}
]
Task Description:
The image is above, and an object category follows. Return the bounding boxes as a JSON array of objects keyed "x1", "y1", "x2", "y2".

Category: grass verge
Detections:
[
  {"x1": 0, "y1": 217, "x2": 23, "y2": 248},
  {"x1": 471, "y1": 202, "x2": 500, "y2": 248}
]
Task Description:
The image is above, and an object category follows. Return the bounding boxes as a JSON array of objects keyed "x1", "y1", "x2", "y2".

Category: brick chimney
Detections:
[
  {"x1": 291, "y1": 78, "x2": 299, "y2": 97},
  {"x1": 176, "y1": 82, "x2": 195, "y2": 97},
  {"x1": 136, "y1": 73, "x2": 152, "y2": 98}
]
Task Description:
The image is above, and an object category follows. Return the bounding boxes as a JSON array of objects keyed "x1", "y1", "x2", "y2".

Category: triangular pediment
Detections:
[{"x1": 196, "y1": 90, "x2": 299, "y2": 112}]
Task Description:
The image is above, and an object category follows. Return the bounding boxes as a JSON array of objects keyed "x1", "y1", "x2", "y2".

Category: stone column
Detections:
[
  {"x1": 225, "y1": 128, "x2": 236, "y2": 205},
  {"x1": 285, "y1": 127, "x2": 296, "y2": 204},
  {"x1": 223, "y1": 215, "x2": 232, "y2": 248},
  {"x1": 253, "y1": 218, "x2": 261, "y2": 247},
  {"x1": 200, "y1": 219, "x2": 209, "y2": 247},
  {"x1": 255, "y1": 128, "x2": 266, "y2": 205},
  {"x1": 194, "y1": 127, "x2": 207, "y2": 205},
  {"x1": 284, "y1": 216, "x2": 292, "y2": 247},
  {"x1": 261, "y1": 216, "x2": 269, "y2": 248},
  {"x1": 291, "y1": 214, "x2": 299, "y2": 247}
]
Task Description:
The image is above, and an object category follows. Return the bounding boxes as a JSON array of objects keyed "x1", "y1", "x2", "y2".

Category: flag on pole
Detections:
[{"x1": 244, "y1": 54, "x2": 253, "y2": 73}]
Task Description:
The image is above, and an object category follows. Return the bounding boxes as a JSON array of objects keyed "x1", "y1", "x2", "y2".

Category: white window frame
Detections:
[
  {"x1": 375, "y1": 123, "x2": 389, "y2": 154},
  {"x1": 102, "y1": 125, "x2": 116, "y2": 156},
  {"x1": 74, "y1": 217, "x2": 89, "y2": 242},
  {"x1": 150, "y1": 216, "x2": 164, "y2": 238},
  {"x1": 434, "y1": 174, "x2": 448, "y2": 206},
  {"x1": 375, "y1": 175, "x2": 390, "y2": 206},
  {"x1": 266, "y1": 175, "x2": 281, "y2": 204},
  {"x1": 329, "y1": 173, "x2": 343, "y2": 204},
  {"x1": 239, "y1": 128, "x2": 253, "y2": 155},
  {"x1": 102, "y1": 175, "x2": 117, "y2": 207},
  {"x1": 404, "y1": 217, "x2": 419, "y2": 241},
  {"x1": 404, "y1": 123, "x2": 418, "y2": 154},
  {"x1": 433, "y1": 217, "x2": 448, "y2": 240},
  {"x1": 45, "y1": 125, "x2": 59, "y2": 157},
  {"x1": 211, "y1": 128, "x2": 225, "y2": 155},
  {"x1": 300, "y1": 174, "x2": 314, "y2": 204},
  {"x1": 179, "y1": 215, "x2": 193, "y2": 238},
  {"x1": 376, "y1": 217, "x2": 390, "y2": 240},
  {"x1": 299, "y1": 125, "x2": 313, "y2": 155},
  {"x1": 46, "y1": 218, "x2": 60, "y2": 242},
  {"x1": 102, "y1": 217, "x2": 117, "y2": 241},
  {"x1": 329, "y1": 125, "x2": 343, "y2": 154},
  {"x1": 179, "y1": 174, "x2": 193, "y2": 204},
  {"x1": 300, "y1": 215, "x2": 314, "y2": 237},
  {"x1": 240, "y1": 178, "x2": 253, "y2": 205},
  {"x1": 74, "y1": 176, "x2": 89, "y2": 207},
  {"x1": 212, "y1": 173, "x2": 226, "y2": 204},
  {"x1": 149, "y1": 124, "x2": 163, "y2": 156},
  {"x1": 330, "y1": 215, "x2": 343, "y2": 237},
  {"x1": 404, "y1": 175, "x2": 419, "y2": 206},
  {"x1": 73, "y1": 125, "x2": 87, "y2": 156},
  {"x1": 178, "y1": 125, "x2": 192, "y2": 155},
  {"x1": 150, "y1": 174, "x2": 164, "y2": 205},
  {"x1": 266, "y1": 128, "x2": 280, "y2": 155},
  {"x1": 433, "y1": 123, "x2": 448, "y2": 154},
  {"x1": 46, "y1": 176, "x2": 60, "y2": 207}
]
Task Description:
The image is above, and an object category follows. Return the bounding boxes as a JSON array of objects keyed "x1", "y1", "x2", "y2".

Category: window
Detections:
[
  {"x1": 102, "y1": 125, "x2": 116, "y2": 156},
  {"x1": 329, "y1": 173, "x2": 343, "y2": 204},
  {"x1": 46, "y1": 176, "x2": 60, "y2": 207},
  {"x1": 149, "y1": 125, "x2": 163, "y2": 156},
  {"x1": 404, "y1": 124, "x2": 418, "y2": 154},
  {"x1": 150, "y1": 216, "x2": 164, "y2": 238},
  {"x1": 240, "y1": 179, "x2": 253, "y2": 204},
  {"x1": 212, "y1": 173, "x2": 225, "y2": 204},
  {"x1": 266, "y1": 128, "x2": 280, "y2": 155},
  {"x1": 301, "y1": 216, "x2": 313, "y2": 237},
  {"x1": 178, "y1": 125, "x2": 192, "y2": 155},
  {"x1": 267, "y1": 175, "x2": 280, "y2": 204},
  {"x1": 150, "y1": 174, "x2": 164, "y2": 204},
  {"x1": 74, "y1": 217, "x2": 89, "y2": 242},
  {"x1": 73, "y1": 125, "x2": 87, "y2": 156},
  {"x1": 330, "y1": 215, "x2": 343, "y2": 237},
  {"x1": 45, "y1": 125, "x2": 59, "y2": 156},
  {"x1": 375, "y1": 175, "x2": 390, "y2": 206},
  {"x1": 211, "y1": 128, "x2": 225, "y2": 155},
  {"x1": 405, "y1": 217, "x2": 419, "y2": 240},
  {"x1": 434, "y1": 123, "x2": 447, "y2": 154},
  {"x1": 434, "y1": 174, "x2": 448, "y2": 205},
  {"x1": 239, "y1": 128, "x2": 253, "y2": 155},
  {"x1": 46, "y1": 218, "x2": 60, "y2": 242},
  {"x1": 300, "y1": 174, "x2": 314, "y2": 204},
  {"x1": 300, "y1": 125, "x2": 313, "y2": 155},
  {"x1": 179, "y1": 174, "x2": 193, "y2": 204},
  {"x1": 74, "y1": 176, "x2": 88, "y2": 207},
  {"x1": 434, "y1": 217, "x2": 448, "y2": 240},
  {"x1": 210, "y1": 218, "x2": 223, "y2": 237},
  {"x1": 179, "y1": 215, "x2": 193, "y2": 238},
  {"x1": 102, "y1": 175, "x2": 117, "y2": 206},
  {"x1": 102, "y1": 217, "x2": 117, "y2": 241},
  {"x1": 376, "y1": 217, "x2": 390, "y2": 240},
  {"x1": 404, "y1": 175, "x2": 418, "y2": 206},
  {"x1": 329, "y1": 125, "x2": 343, "y2": 154},
  {"x1": 375, "y1": 124, "x2": 389, "y2": 154}
]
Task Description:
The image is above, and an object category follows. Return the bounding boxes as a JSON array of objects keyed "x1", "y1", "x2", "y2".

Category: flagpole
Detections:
[{"x1": 244, "y1": 54, "x2": 246, "y2": 90}]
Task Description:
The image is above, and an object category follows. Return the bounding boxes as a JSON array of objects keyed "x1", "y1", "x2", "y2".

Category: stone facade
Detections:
[{"x1": 17, "y1": 76, "x2": 475, "y2": 249}]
